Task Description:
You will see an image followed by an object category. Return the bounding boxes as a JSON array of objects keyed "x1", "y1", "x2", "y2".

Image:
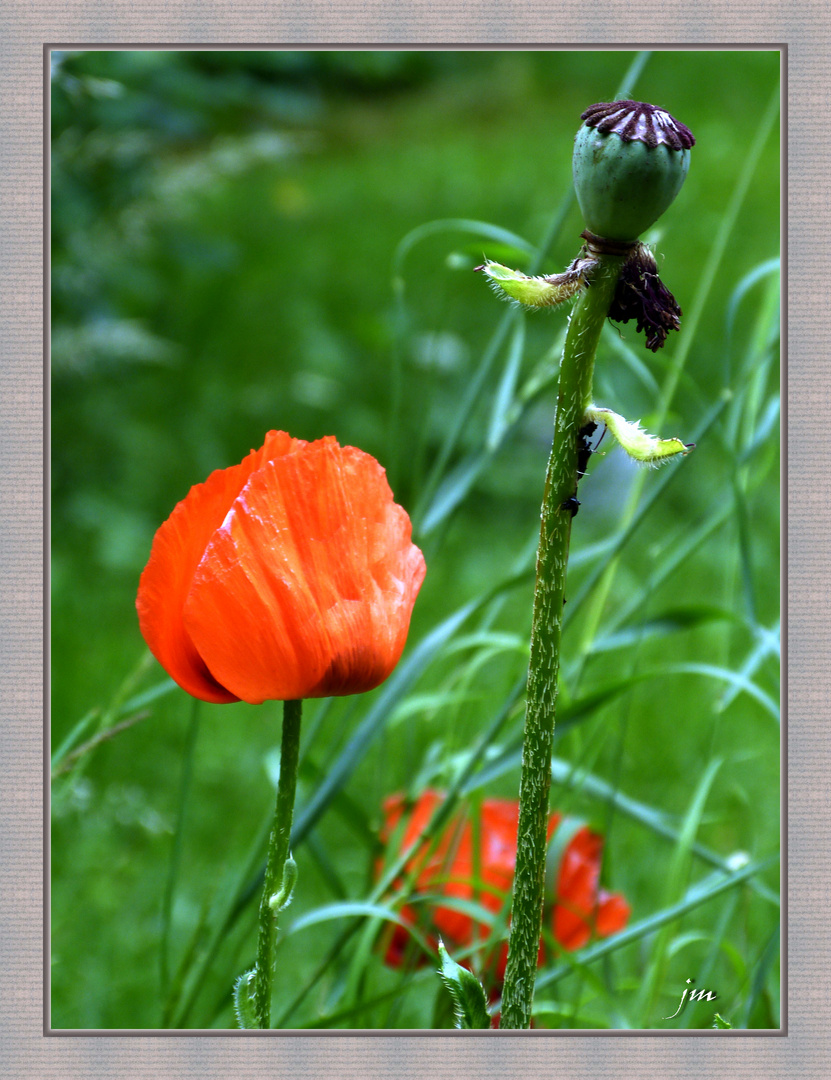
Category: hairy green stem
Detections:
[
  {"x1": 254, "y1": 698, "x2": 302, "y2": 1028},
  {"x1": 499, "y1": 254, "x2": 624, "y2": 1029}
]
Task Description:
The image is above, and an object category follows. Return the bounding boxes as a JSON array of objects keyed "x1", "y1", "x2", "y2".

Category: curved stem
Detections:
[
  {"x1": 254, "y1": 698, "x2": 303, "y2": 1029},
  {"x1": 499, "y1": 254, "x2": 624, "y2": 1029}
]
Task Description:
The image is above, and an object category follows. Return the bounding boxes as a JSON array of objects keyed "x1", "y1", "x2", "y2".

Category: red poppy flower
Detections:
[
  {"x1": 137, "y1": 431, "x2": 426, "y2": 705},
  {"x1": 379, "y1": 790, "x2": 630, "y2": 980}
]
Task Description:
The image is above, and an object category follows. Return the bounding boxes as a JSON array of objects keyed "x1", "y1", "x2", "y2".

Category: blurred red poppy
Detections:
[
  {"x1": 380, "y1": 790, "x2": 630, "y2": 980},
  {"x1": 137, "y1": 431, "x2": 426, "y2": 705}
]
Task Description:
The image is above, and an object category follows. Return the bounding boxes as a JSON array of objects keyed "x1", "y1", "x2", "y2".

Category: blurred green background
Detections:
[{"x1": 51, "y1": 49, "x2": 780, "y2": 1030}]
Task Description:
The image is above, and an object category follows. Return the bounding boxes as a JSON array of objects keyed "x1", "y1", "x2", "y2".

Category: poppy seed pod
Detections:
[{"x1": 572, "y1": 100, "x2": 695, "y2": 242}]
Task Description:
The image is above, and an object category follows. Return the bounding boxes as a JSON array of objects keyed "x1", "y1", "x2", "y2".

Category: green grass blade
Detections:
[
  {"x1": 420, "y1": 452, "x2": 492, "y2": 536},
  {"x1": 600, "y1": 322, "x2": 660, "y2": 397},
  {"x1": 298, "y1": 969, "x2": 435, "y2": 1029},
  {"x1": 50, "y1": 709, "x2": 152, "y2": 781},
  {"x1": 655, "y1": 82, "x2": 781, "y2": 425},
  {"x1": 589, "y1": 604, "x2": 738, "y2": 654},
  {"x1": 50, "y1": 708, "x2": 99, "y2": 773},
  {"x1": 487, "y1": 315, "x2": 525, "y2": 449},
  {"x1": 160, "y1": 698, "x2": 200, "y2": 998},
  {"x1": 166, "y1": 808, "x2": 272, "y2": 1027},
  {"x1": 738, "y1": 925, "x2": 780, "y2": 1028},
  {"x1": 717, "y1": 620, "x2": 779, "y2": 713},
  {"x1": 532, "y1": 854, "x2": 778, "y2": 997},
  {"x1": 729, "y1": 471, "x2": 759, "y2": 624},
  {"x1": 52, "y1": 650, "x2": 157, "y2": 779},
  {"x1": 676, "y1": 892, "x2": 740, "y2": 1029},
  {"x1": 393, "y1": 219, "x2": 537, "y2": 286},
  {"x1": 412, "y1": 315, "x2": 514, "y2": 528},
  {"x1": 664, "y1": 662, "x2": 779, "y2": 721},
  {"x1": 118, "y1": 676, "x2": 178, "y2": 714},
  {"x1": 725, "y1": 257, "x2": 780, "y2": 361},
  {"x1": 288, "y1": 901, "x2": 433, "y2": 957},
  {"x1": 636, "y1": 758, "x2": 723, "y2": 1023},
  {"x1": 548, "y1": 758, "x2": 777, "y2": 904}
]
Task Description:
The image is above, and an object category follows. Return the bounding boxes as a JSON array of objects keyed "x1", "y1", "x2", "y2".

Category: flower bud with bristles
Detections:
[{"x1": 474, "y1": 256, "x2": 596, "y2": 309}]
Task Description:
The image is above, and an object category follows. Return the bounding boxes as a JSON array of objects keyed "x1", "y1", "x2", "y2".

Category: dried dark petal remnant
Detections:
[
  {"x1": 608, "y1": 244, "x2": 683, "y2": 352},
  {"x1": 581, "y1": 101, "x2": 695, "y2": 152}
]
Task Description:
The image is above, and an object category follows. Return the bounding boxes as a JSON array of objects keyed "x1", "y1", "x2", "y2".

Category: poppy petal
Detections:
[
  {"x1": 136, "y1": 431, "x2": 302, "y2": 702},
  {"x1": 183, "y1": 437, "x2": 426, "y2": 704},
  {"x1": 378, "y1": 791, "x2": 629, "y2": 977},
  {"x1": 596, "y1": 890, "x2": 631, "y2": 935}
]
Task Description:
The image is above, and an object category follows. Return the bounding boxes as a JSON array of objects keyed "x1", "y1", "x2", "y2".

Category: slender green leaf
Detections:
[
  {"x1": 739, "y1": 925, "x2": 780, "y2": 1027},
  {"x1": 393, "y1": 219, "x2": 537, "y2": 287},
  {"x1": 590, "y1": 605, "x2": 738, "y2": 654},
  {"x1": 119, "y1": 676, "x2": 178, "y2": 714},
  {"x1": 437, "y1": 940, "x2": 491, "y2": 1029},
  {"x1": 637, "y1": 758, "x2": 723, "y2": 1023},
  {"x1": 420, "y1": 452, "x2": 491, "y2": 536},
  {"x1": 487, "y1": 316, "x2": 525, "y2": 449},
  {"x1": 717, "y1": 620, "x2": 780, "y2": 712},
  {"x1": 726, "y1": 257, "x2": 780, "y2": 348},
  {"x1": 664, "y1": 662, "x2": 779, "y2": 721},
  {"x1": 160, "y1": 699, "x2": 200, "y2": 997},
  {"x1": 50, "y1": 708, "x2": 99, "y2": 773},
  {"x1": 532, "y1": 855, "x2": 778, "y2": 995},
  {"x1": 288, "y1": 901, "x2": 431, "y2": 956}
]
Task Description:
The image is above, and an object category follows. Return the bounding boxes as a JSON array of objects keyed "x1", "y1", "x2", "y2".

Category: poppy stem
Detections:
[
  {"x1": 498, "y1": 253, "x2": 624, "y2": 1029},
  {"x1": 253, "y1": 697, "x2": 303, "y2": 1029}
]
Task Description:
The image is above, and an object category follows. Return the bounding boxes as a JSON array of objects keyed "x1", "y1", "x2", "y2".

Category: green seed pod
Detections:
[{"x1": 572, "y1": 101, "x2": 695, "y2": 242}]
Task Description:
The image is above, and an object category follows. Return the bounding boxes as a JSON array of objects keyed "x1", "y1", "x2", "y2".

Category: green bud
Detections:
[
  {"x1": 268, "y1": 854, "x2": 297, "y2": 914},
  {"x1": 474, "y1": 257, "x2": 595, "y2": 308},
  {"x1": 233, "y1": 968, "x2": 258, "y2": 1029},
  {"x1": 584, "y1": 404, "x2": 693, "y2": 466},
  {"x1": 572, "y1": 101, "x2": 695, "y2": 242}
]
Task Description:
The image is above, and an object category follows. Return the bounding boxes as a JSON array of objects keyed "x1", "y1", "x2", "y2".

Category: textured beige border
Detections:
[{"x1": 4, "y1": 3, "x2": 822, "y2": 1074}]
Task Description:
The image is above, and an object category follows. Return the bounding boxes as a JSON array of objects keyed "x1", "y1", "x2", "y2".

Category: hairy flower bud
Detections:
[{"x1": 572, "y1": 100, "x2": 695, "y2": 242}]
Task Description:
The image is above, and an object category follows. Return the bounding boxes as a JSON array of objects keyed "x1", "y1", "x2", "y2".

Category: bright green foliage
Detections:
[{"x1": 437, "y1": 941, "x2": 492, "y2": 1029}]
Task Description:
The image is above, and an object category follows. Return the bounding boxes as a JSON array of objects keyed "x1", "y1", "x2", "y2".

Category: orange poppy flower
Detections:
[
  {"x1": 137, "y1": 431, "x2": 426, "y2": 705},
  {"x1": 380, "y1": 790, "x2": 630, "y2": 980}
]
